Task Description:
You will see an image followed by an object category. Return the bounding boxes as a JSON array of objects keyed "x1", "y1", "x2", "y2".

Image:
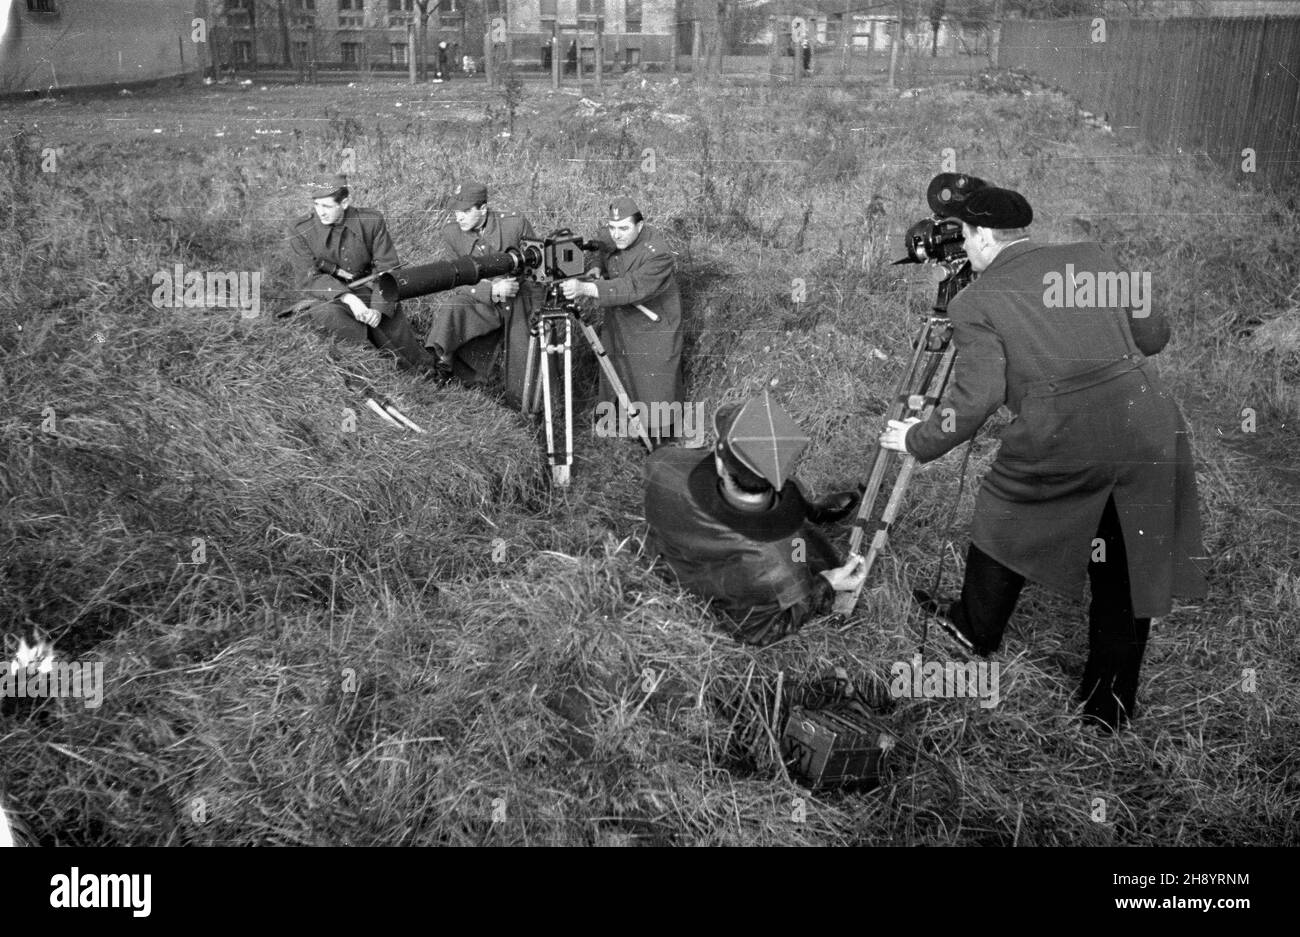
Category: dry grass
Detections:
[{"x1": 0, "y1": 72, "x2": 1296, "y2": 845}]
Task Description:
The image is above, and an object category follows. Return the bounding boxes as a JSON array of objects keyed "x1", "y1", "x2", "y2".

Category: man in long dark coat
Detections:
[
  {"x1": 423, "y1": 180, "x2": 541, "y2": 406},
  {"x1": 286, "y1": 175, "x2": 432, "y2": 372},
  {"x1": 562, "y1": 197, "x2": 685, "y2": 443},
  {"x1": 645, "y1": 394, "x2": 865, "y2": 646},
  {"x1": 880, "y1": 186, "x2": 1208, "y2": 731}
]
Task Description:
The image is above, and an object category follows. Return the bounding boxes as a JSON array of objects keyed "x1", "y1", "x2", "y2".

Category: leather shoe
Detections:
[
  {"x1": 911, "y1": 589, "x2": 992, "y2": 658},
  {"x1": 807, "y1": 487, "x2": 862, "y2": 524}
]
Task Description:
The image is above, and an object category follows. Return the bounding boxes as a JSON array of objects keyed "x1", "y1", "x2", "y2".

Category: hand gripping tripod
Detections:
[
  {"x1": 521, "y1": 280, "x2": 652, "y2": 487},
  {"x1": 832, "y1": 263, "x2": 971, "y2": 617}
]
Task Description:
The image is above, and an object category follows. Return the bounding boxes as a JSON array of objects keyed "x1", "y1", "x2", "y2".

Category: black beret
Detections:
[{"x1": 955, "y1": 186, "x2": 1033, "y2": 229}]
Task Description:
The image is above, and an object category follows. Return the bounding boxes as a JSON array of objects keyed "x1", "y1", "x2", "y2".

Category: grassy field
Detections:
[{"x1": 1, "y1": 71, "x2": 1296, "y2": 846}]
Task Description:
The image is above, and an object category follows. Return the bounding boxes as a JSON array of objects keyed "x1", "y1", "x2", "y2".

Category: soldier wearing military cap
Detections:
[
  {"x1": 644, "y1": 393, "x2": 867, "y2": 646},
  {"x1": 286, "y1": 174, "x2": 433, "y2": 371},
  {"x1": 879, "y1": 184, "x2": 1207, "y2": 731},
  {"x1": 423, "y1": 180, "x2": 542, "y2": 406},
  {"x1": 562, "y1": 197, "x2": 685, "y2": 443}
]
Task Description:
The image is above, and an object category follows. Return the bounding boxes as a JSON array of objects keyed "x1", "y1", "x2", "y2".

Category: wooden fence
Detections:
[{"x1": 999, "y1": 16, "x2": 1300, "y2": 189}]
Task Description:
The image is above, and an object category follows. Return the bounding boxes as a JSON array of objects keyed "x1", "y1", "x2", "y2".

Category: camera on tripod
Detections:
[
  {"x1": 893, "y1": 172, "x2": 988, "y2": 314},
  {"x1": 517, "y1": 229, "x2": 601, "y2": 286}
]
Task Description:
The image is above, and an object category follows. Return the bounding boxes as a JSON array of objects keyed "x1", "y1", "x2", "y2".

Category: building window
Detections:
[
  {"x1": 391, "y1": 43, "x2": 408, "y2": 65},
  {"x1": 293, "y1": 40, "x2": 310, "y2": 64},
  {"x1": 233, "y1": 41, "x2": 253, "y2": 63},
  {"x1": 339, "y1": 0, "x2": 364, "y2": 27},
  {"x1": 624, "y1": 47, "x2": 640, "y2": 67},
  {"x1": 624, "y1": 0, "x2": 640, "y2": 33},
  {"x1": 438, "y1": 0, "x2": 462, "y2": 28},
  {"x1": 388, "y1": 0, "x2": 413, "y2": 26},
  {"x1": 341, "y1": 41, "x2": 364, "y2": 64},
  {"x1": 577, "y1": 0, "x2": 604, "y2": 16},
  {"x1": 26, "y1": 0, "x2": 58, "y2": 12}
]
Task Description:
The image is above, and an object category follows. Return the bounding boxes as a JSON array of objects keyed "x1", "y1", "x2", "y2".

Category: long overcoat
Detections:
[
  {"x1": 586, "y1": 224, "x2": 685, "y2": 438},
  {"x1": 906, "y1": 240, "x2": 1208, "y2": 618}
]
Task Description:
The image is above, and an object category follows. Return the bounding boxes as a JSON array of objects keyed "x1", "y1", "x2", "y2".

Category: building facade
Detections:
[
  {"x1": 1, "y1": 0, "x2": 209, "y2": 94},
  {"x1": 207, "y1": 0, "x2": 677, "y2": 72}
]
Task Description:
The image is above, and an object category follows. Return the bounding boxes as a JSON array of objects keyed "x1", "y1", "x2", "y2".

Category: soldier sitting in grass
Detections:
[
  {"x1": 423, "y1": 180, "x2": 542, "y2": 408},
  {"x1": 285, "y1": 174, "x2": 433, "y2": 373},
  {"x1": 643, "y1": 393, "x2": 866, "y2": 646}
]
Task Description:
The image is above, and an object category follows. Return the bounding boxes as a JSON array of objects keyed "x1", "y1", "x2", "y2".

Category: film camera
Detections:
[
  {"x1": 516, "y1": 229, "x2": 601, "y2": 286},
  {"x1": 894, "y1": 172, "x2": 989, "y2": 314}
]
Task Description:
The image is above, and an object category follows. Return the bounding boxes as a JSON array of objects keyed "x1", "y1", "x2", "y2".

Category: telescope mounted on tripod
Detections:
[{"x1": 368, "y1": 229, "x2": 652, "y2": 487}]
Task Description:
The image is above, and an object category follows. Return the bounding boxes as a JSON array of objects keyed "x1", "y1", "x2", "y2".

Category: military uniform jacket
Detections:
[
  {"x1": 906, "y1": 240, "x2": 1208, "y2": 617},
  {"x1": 437, "y1": 209, "x2": 538, "y2": 306},
  {"x1": 586, "y1": 224, "x2": 685, "y2": 420},
  {"x1": 287, "y1": 207, "x2": 400, "y2": 315},
  {"x1": 644, "y1": 448, "x2": 840, "y2": 646}
]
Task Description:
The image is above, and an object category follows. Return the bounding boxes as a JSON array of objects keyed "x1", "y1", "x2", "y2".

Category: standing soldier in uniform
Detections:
[
  {"x1": 562, "y1": 198, "x2": 685, "y2": 445},
  {"x1": 423, "y1": 181, "x2": 542, "y2": 407},
  {"x1": 879, "y1": 185, "x2": 1208, "y2": 731},
  {"x1": 286, "y1": 175, "x2": 432, "y2": 372}
]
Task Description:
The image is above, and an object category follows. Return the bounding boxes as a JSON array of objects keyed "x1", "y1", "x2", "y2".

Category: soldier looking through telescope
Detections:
[{"x1": 561, "y1": 198, "x2": 685, "y2": 446}]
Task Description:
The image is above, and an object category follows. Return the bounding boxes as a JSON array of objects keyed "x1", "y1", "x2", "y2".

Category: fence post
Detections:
[
  {"x1": 484, "y1": 29, "x2": 494, "y2": 87},
  {"x1": 409, "y1": 24, "x2": 417, "y2": 84},
  {"x1": 841, "y1": 6, "x2": 851, "y2": 82},
  {"x1": 309, "y1": 23, "x2": 318, "y2": 84},
  {"x1": 595, "y1": 21, "x2": 604, "y2": 91},
  {"x1": 990, "y1": 0, "x2": 1002, "y2": 69},
  {"x1": 692, "y1": 20, "x2": 701, "y2": 79},
  {"x1": 552, "y1": 32, "x2": 560, "y2": 90},
  {"x1": 888, "y1": 6, "x2": 901, "y2": 89},
  {"x1": 767, "y1": 15, "x2": 777, "y2": 85}
]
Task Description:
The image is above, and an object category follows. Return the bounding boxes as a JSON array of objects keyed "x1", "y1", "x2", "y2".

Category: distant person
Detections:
[
  {"x1": 802, "y1": 39, "x2": 812, "y2": 75},
  {"x1": 644, "y1": 394, "x2": 865, "y2": 646},
  {"x1": 435, "y1": 41, "x2": 448, "y2": 81},
  {"x1": 285, "y1": 175, "x2": 433, "y2": 372},
  {"x1": 879, "y1": 185, "x2": 1208, "y2": 731},
  {"x1": 423, "y1": 181, "x2": 541, "y2": 406},
  {"x1": 561, "y1": 197, "x2": 685, "y2": 445}
]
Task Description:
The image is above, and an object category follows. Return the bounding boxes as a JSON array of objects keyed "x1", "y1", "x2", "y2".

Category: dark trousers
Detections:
[
  {"x1": 309, "y1": 301, "x2": 434, "y2": 372},
  {"x1": 949, "y1": 496, "x2": 1151, "y2": 729}
]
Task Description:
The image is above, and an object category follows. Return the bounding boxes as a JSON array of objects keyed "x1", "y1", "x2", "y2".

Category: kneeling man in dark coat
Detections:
[
  {"x1": 880, "y1": 185, "x2": 1209, "y2": 731},
  {"x1": 644, "y1": 393, "x2": 867, "y2": 646}
]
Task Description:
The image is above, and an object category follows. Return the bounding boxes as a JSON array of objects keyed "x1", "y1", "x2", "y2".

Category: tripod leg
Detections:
[
  {"x1": 573, "y1": 318, "x2": 653, "y2": 452},
  {"x1": 843, "y1": 317, "x2": 940, "y2": 558},
  {"x1": 522, "y1": 326, "x2": 541, "y2": 415},
  {"x1": 539, "y1": 322, "x2": 560, "y2": 481},
  {"x1": 555, "y1": 315, "x2": 573, "y2": 487},
  {"x1": 835, "y1": 333, "x2": 958, "y2": 618}
]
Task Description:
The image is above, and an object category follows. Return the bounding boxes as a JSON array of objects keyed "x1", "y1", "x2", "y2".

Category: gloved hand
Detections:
[{"x1": 806, "y1": 485, "x2": 864, "y2": 524}]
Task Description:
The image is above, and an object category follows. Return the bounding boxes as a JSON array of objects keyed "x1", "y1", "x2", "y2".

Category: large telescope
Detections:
[
  {"x1": 370, "y1": 249, "x2": 525, "y2": 317},
  {"x1": 370, "y1": 230, "x2": 599, "y2": 316}
]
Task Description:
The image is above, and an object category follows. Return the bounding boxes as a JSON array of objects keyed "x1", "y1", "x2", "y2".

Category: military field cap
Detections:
[
  {"x1": 955, "y1": 186, "x2": 1033, "y2": 229},
  {"x1": 448, "y1": 181, "x2": 488, "y2": 210},
  {"x1": 714, "y1": 392, "x2": 811, "y2": 490},
  {"x1": 607, "y1": 197, "x2": 641, "y2": 222},
  {"x1": 308, "y1": 174, "x2": 349, "y2": 201}
]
